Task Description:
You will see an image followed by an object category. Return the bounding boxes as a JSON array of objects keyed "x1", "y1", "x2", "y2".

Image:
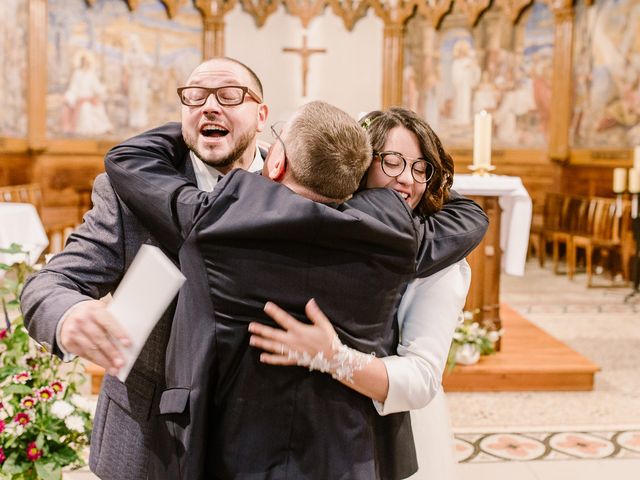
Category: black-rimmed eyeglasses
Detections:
[
  {"x1": 176, "y1": 85, "x2": 263, "y2": 107},
  {"x1": 375, "y1": 151, "x2": 435, "y2": 184}
]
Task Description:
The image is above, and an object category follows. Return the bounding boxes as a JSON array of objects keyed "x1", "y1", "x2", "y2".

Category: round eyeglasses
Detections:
[
  {"x1": 375, "y1": 151, "x2": 435, "y2": 184},
  {"x1": 176, "y1": 86, "x2": 263, "y2": 107}
]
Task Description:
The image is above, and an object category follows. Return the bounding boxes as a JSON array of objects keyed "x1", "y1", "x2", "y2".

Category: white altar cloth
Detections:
[
  {"x1": 0, "y1": 203, "x2": 48, "y2": 266},
  {"x1": 452, "y1": 174, "x2": 532, "y2": 276}
]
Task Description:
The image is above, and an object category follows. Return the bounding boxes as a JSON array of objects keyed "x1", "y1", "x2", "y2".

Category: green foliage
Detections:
[
  {"x1": 447, "y1": 309, "x2": 504, "y2": 371},
  {"x1": 0, "y1": 250, "x2": 92, "y2": 479}
]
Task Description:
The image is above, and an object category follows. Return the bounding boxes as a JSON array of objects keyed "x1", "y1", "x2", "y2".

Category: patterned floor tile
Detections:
[
  {"x1": 455, "y1": 430, "x2": 640, "y2": 463},
  {"x1": 479, "y1": 433, "x2": 547, "y2": 461},
  {"x1": 548, "y1": 432, "x2": 616, "y2": 459},
  {"x1": 617, "y1": 431, "x2": 640, "y2": 454}
]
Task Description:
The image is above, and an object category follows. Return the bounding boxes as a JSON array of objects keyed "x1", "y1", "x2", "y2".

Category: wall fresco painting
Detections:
[
  {"x1": 47, "y1": 0, "x2": 202, "y2": 139},
  {"x1": 572, "y1": 0, "x2": 640, "y2": 148},
  {"x1": 404, "y1": 1, "x2": 554, "y2": 148},
  {"x1": 0, "y1": 0, "x2": 28, "y2": 138}
]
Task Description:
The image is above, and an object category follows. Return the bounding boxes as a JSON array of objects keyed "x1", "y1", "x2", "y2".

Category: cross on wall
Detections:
[{"x1": 282, "y1": 35, "x2": 326, "y2": 97}]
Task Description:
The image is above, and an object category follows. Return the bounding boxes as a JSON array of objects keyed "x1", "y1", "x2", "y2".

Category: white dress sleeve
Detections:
[{"x1": 374, "y1": 259, "x2": 471, "y2": 415}]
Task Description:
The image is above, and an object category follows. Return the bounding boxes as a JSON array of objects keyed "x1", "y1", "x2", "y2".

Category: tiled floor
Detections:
[
  {"x1": 458, "y1": 458, "x2": 640, "y2": 480},
  {"x1": 451, "y1": 261, "x2": 640, "y2": 479}
]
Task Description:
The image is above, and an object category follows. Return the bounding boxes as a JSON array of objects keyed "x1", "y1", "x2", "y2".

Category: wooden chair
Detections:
[
  {"x1": 529, "y1": 193, "x2": 564, "y2": 267},
  {"x1": 568, "y1": 198, "x2": 631, "y2": 286},
  {"x1": 0, "y1": 183, "x2": 78, "y2": 255},
  {"x1": 0, "y1": 184, "x2": 44, "y2": 213},
  {"x1": 547, "y1": 195, "x2": 591, "y2": 274}
]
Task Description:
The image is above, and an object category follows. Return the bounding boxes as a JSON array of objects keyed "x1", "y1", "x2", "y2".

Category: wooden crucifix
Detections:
[{"x1": 283, "y1": 35, "x2": 326, "y2": 97}]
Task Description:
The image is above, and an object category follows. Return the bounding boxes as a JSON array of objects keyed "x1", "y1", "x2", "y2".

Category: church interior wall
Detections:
[{"x1": 0, "y1": 0, "x2": 638, "y2": 228}]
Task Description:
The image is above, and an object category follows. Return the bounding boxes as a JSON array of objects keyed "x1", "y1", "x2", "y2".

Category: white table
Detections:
[
  {"x1": 0, "y1": 203, "x2": 49, "y2": 266},
  {"x1": 453, "y1": 174, "x2": 532, "y2": 276}
]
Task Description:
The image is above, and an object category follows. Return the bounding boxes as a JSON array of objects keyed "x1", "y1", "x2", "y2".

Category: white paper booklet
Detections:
[{"x1": 107, "y1": 244, "x2": 186, "y2": 382}]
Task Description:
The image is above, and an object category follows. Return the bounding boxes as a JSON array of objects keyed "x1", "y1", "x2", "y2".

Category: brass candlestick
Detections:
[{"x1": 468, "y1": 164, "x2": 496, "y2": 177}]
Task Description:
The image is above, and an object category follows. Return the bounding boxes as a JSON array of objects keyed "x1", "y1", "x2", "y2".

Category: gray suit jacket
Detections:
[{"x1": 21, "y1": 126, "x2": 192, "y2": 480}]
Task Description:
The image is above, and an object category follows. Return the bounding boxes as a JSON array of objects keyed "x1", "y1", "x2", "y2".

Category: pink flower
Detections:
[
  {"x1": 0, "y1": 329, "x2": 7, "y2": 339},
  {"x1": 38, "y1": 387, "x2": 54, "y2": 402},
  {"x1": 13, "y1": 371, "x2": 31, "y2": 384},
  {"x1": 0, "y1": 419, "x2": 5, "y2": 434},
  {"x1": 0, "y1": 446, "x2": 5, "y2": 464},
  {"x1": 14, "y1": 412, "x2": 31, "y2": 426},
  {"x1": 26, "y1": 441, "x2": 42, "y2": 461},
  {"x1": 24, "y1": 356, "x2": 37, "y2": 369},
  {"x1": 21, "y1": 396, "x2": 37, "y2": 409},
  {"x1": 50, "y1": 381, "x2": 64, "y2": 395}
]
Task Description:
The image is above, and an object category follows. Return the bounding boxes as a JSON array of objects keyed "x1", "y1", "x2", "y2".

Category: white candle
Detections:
[
  {"x1": 613, "y1": 167, "x2": 627, "y2": 193},
  {"x1": 473, "y1": 111, "x2": 492, "y2": 168},
  {"x1": 634, "y1": 146, "x2": 640, "y2": 172},
  {"x1": 629, "y1": 168, "x2": 640, "y2": 194}
]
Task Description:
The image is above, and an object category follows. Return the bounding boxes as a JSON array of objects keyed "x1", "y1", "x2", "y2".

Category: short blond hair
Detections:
[{"x1": 284, "y1": 101, "x2": 372, "y2": 202}]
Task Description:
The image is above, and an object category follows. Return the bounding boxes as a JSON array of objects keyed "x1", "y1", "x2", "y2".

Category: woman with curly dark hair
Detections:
[{"x1": 251, "y1": 107, "x2": 471, "y2": 479}]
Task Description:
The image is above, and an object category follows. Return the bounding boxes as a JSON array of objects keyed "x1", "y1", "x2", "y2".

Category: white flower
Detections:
[
  {"x1": 64, "y1": 414, "x2": 85, "y2": 433},
  {"x1": 70, "y1": 394, "x2": 92, "y2": 413},
  {"x1": 463, "y1": 311, "x2": 474, "y2": 321},
  {"x1": 0, "y1": 343, "x2": 6, "y2": 353},
  {"x1": 453, "y1": 332, "x2": 464, "y2": 342},
  {"x1": 487, "y1": 331, "x2": 501, "y2": 343},
  {"x1": 50, "y1": 400, "x2": 74, "y2": 419}
]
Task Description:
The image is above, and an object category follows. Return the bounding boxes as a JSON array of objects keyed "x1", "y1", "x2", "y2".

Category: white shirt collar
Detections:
[{"x1": 190, "y1": 147, "x2": 264, "y2": 192}]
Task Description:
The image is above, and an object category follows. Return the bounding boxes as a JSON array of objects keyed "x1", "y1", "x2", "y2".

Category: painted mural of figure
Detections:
[
  {"x1": 403, "y1": 64, "x2": 419, "y2": 114},
  {"x1": 473, "y1": 71, "x2": 499, "y2": 114},
  {"x1": 531, "y1": 51, "x2": 553, "y2": 135},
  {"x1": 424, "y1": 66, "x2": 441, "y2": 132},
  {"x1": 450, "y1": 40, "x2": 481, "y2": 126},
  {"x1": 62, "y1": 51, "x2": 113, "y2": 135},
  {"x1": 123, "y1": 34, "x2": 153, "y2": 129}
]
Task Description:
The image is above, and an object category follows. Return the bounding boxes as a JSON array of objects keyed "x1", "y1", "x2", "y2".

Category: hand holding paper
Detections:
[{"x1": 106, "y1": 245, "x2": 186, "y2": 382}]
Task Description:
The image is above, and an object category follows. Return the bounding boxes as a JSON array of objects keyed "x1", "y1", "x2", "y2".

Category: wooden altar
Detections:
[
  {"x1": 454, "y1": 175, "x2": 533, "y2": 351},
  {"x1": 464, "y1": 195, "x2": 503, "y2": 348}
]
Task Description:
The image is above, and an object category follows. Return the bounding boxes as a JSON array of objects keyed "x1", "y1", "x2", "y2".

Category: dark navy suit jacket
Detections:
[{"x1": 105, "y1": 124, "x2": 488, "y2": 480}]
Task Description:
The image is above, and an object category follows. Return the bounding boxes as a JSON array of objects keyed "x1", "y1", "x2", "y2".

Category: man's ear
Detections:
[
  {"x1": 266, "y1": 151, "x2": 286, "y2": 181},
  {"x1": 256, "y1": 103, "x2": 269, "y2": 133}
]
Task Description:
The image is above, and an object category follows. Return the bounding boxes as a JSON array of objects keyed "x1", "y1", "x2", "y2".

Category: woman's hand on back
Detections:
[{"x1": 249, "y1": 299, "x2": 337, "y2": 366}]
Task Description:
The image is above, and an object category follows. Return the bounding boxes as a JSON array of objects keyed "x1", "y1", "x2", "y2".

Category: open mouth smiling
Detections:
[{"x1": 200, "y1": 125, "x2": 229, "y2": 138}]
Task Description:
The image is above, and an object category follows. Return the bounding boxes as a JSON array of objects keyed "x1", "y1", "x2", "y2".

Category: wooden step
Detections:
[{"x1": 443, "y1": 304, "x2": 600, "y2": 392}]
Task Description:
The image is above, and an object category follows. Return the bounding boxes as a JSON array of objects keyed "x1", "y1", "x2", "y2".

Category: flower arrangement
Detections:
[
  {"x1": 447, "y1": 309, "x2": 503, "y2": 370},
  {"x1": 1, "y1": 245, "x2": 92, "y2": 480}
]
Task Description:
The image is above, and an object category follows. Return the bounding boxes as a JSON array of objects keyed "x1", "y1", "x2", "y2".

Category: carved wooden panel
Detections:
[
  {"x1": 455, "y1": 0, "x2": 492, "y2": 26},
  {"x1": 195, "y1": 0, "x2": 238, "y2": 18},
  {"x1": 283, "y1": 0, "x2": 327, "y2": 28},
  {"x1": 28, "y1": 0, "x2": 46, "y2": 151},
  {"x1": 369, "y1": 0, "x2": 415, "y2": 25},
  {"x1": 161, "y1": 0, "x2": 185, "y2": 18},
  {"x1": 125, "y1": 0, "x2": 140, "y2": 11},
  {"x1": 543, "y1": 0, "x2": 574, "y2": 161},
  {"x1": 495, "y1": 0, "x2": 534, "y2": 23},
  {"x1": 328, "y1": 0, "x2": 370, "y2": 31},
  {"x1": 414, "y1": 0, "x2": 453, "y2": 28},
  {"x1": 241, "y1": 0, "x2": 282, "y2": 27}
]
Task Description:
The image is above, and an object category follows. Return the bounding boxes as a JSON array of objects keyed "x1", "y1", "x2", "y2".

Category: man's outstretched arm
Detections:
[
  {"x1": 415, "y1": 191, "x2": 488, "y2": 277},
  {"x1": 21, "y1": 175, "x2": 131, "y2": 374},
  {"x1": 104, "y1": 122, "x2": 208, "y2": 254}
]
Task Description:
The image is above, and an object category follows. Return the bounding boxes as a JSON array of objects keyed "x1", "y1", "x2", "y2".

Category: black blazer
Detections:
[{"x1": 105, "y1": 124, "x2": 488, "y2": 480}]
